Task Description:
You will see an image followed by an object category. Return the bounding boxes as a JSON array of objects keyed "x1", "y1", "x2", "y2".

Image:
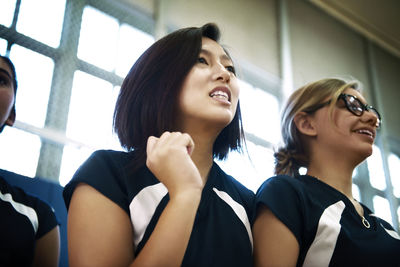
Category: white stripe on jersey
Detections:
[
  {"x1": 303, "y1": 200, "x2": 345, "y2": 267},
  {"x1": 213, "y1": 187, "x2": 253, "y2": 250},
  {"x1": 129, "y1": 182, "x2": 168, "y2": 248},
  {"x1": 369, "y1": 214, "x2": 400, "y2": 240},
  {"x1": 0, "y1": 190, "x2": 39, "y2": 234}
]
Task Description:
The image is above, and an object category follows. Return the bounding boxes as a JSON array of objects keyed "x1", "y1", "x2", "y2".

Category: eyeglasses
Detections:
[{"x1": 305, "y1": 93, "x2": 381, "y2": 128}]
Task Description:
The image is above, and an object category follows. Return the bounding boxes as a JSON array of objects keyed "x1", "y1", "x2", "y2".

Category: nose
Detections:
[
  {"x1": 363, "y1": 109, "x2": 380, "y2": 128},
  {"x1": 213, "y1": 63, "x2": 230, "y2": 83}
]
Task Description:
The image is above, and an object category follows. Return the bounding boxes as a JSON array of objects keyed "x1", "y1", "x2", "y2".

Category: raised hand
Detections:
[{"x1": 146, "y1": 132, "x2": 204, "y2": 197}]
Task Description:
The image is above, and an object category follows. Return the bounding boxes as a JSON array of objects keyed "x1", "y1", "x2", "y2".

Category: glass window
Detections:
[
  {"x1": 388, "y1": 153, "x2": 400, "y2": 197},
  {"x1": 9, "y1": 45, "x2": 53, "y2": 128},
  {"x1": 78, "y1": 6, "x2": 119, "y2": 71},
  {"x1": 59, "y1": 145, "x2": 94, "y2": 186},
  {"x1": 0, "y1": 39, "x2": 7, "y2": 55},
  {"x1": 239, "y1": 80, "x2": 280, "y2": 144},
  {"x1": 367, "y1": 145, "x2": 386, "y2": 190},
  {"x1": 115, "y1": 23, "x2": 154, "y2": 77},
  {"x1": 373, "y1": 195, "x2": 393, "y2": 225},
  {"x1": 0, "y1": 0, "x2": 16, "y2": 28},
  {"x1": 66, "y1": 71, "x2": 121, "y2": 149},
  {"x1": 217, "y1": 141, "x2": 275, "y2": 192},
  {"x1": 16, "y1": 0, "x2": 66, "y2": 48},
  {"x1": 0, "y1": 127, "x2": 41, "y2": 177}
]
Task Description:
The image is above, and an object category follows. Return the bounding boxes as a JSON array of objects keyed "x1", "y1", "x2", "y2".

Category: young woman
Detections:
[
  {"x1": 63, "y1": 23, "x2": 255, "y2": 267},
  {"x1": 253, "y1": 78, "x2": 400, "y2": 267},
  {"x1": 0, "y1": 55, "x2": 60, "y2": 267}
]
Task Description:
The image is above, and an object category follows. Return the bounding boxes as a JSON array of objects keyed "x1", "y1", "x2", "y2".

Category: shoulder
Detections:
[
  {"x1": 0, "y1": 177, "x2": 58, "y2": 237},
  {"x1": 1, "y1": 176, "x2": 50, "y2": 209},
  {"x1": 255, "y1": 175, "x2": 309, "y2": 212},
  {"x1": 63, "y1": 149, "x2": 135, "y2": 212},
  {"x1": 86, "y1": 149, "x2": 133, "y2": 167},
  {"x1": 257, "y1": 175, "x2": 305, "y2": 195}
]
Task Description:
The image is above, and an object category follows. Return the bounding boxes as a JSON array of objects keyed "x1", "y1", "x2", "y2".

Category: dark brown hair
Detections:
[{"x1": 113, "y1": 23, "x2": 244, "y2": 170}]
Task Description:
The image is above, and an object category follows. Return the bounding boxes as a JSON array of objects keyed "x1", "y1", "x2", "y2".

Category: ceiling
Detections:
[{"x1": 309, "y1": 0, "x2": 400, "y2": 59}]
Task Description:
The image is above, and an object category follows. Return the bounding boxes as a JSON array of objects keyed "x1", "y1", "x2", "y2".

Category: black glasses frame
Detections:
[{"x1": 304, "y1": 93, "x2": 381, "y2": 128}]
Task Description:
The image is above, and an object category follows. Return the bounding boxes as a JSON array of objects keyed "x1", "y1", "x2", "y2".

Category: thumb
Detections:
[{"x1": 146, "y1": 136, "x2": 158, "y2": 156}]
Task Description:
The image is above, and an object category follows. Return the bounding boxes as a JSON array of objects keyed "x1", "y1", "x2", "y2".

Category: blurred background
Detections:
[{"x1": 0, "y1": 0, "x2": 399, "y2": 230}]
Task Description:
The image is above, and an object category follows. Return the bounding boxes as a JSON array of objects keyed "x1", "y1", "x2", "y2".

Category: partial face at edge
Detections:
[
  {"x1": 177, "y1": 37, "x2": 240, "y2": 132},
  {"x1": 0, "y1": 58, "x2": 15, "y2": 130}
]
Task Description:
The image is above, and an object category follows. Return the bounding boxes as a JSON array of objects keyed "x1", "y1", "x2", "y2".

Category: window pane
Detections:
[
  {"x1": 115, "y1": 24, "x2": 154, "y2": 77},
  {"x1": 0, "y1": 39, "x2": 7, "y2": 55},
  {"x1": 0, "y1": 127, "x2": 41, "y2": 177},
  {"x1": 16, "y1": 0, "x2": 66, "y2": 48},
  {"x1": 67, "y1": 71, "x2": 121, "y2": 149},
  {"x1": 0, "y1": 0, "x2": 16, "y2": 28},
  {"x1": 367, "y1": 145, "x2": 386, "y2": 190},
  {"x1": 217, "y1": 141, "x2": 275, "y2": 193},
  {"x1": 78, "y1": 6, "x2": 119, "y2": 71},
  {"x1": 9, "y1": 45, "x2": 53, "y2": 128},
  {"x1": 388, "y1": 153, "x2": 400, "y2": 197},
  {"x1": 239, "y1": 80, "x2": 280, "y2": 144},
  {"x1": 373, "y1": 195, "x2": 393, "y2": 225},
  {"x1": 59, "y1": 145, "x2": 94, "y2": 186}
]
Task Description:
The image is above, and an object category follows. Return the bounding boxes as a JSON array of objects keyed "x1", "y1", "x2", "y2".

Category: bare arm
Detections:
[
  {"x1": 253, "y1": 205, "x2": 300, "y2": 267},
  {"x1": 67, "y1": 132, "x2": 203, "y2": 267},
  {"x1": 68, "y1": 184, "x2": 135, "y2": 267},
  {"x1": 32, "y1": 226, "x2": 60, "y2": 267}
]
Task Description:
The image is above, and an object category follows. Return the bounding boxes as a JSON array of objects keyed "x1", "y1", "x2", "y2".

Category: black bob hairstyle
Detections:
[
  {"x1": 113, "y1": 23, "x2": 245, "y2": 168},
  {"x1": 0, "y1": 55, "x2": 17, "y2": 133}
]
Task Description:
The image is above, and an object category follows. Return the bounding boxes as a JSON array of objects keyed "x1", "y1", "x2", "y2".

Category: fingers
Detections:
[
  {"x1": 147, "y1": 132, "x2": 194, "y2": 156},
  {"x1": 146, "y1": 136, "x2": 158, "y2": 156}
]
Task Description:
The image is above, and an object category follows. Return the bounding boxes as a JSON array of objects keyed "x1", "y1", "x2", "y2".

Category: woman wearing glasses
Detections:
[{"x1": 253, "y1": 78, "x2": 400, "y2": 266}]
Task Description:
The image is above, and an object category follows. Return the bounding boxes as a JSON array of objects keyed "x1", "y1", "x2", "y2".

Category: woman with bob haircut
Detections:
[
  {"x1": 63, "y1": 23, "x2": 255, "y2": 267},
  {"x1": 0, "y1": 55, "x2": 60, "y2": 267},
  {"x1": 253, "y1": 78, "x2": 400, "y2": 266}
]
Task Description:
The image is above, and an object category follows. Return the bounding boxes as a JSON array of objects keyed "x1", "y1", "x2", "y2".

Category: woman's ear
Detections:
[
  {"x1": 5, "y1": 108, "x2": 15, "y2": 127},
  {"x1": 293, "y1": 112, "x2": 317, "y2": 137}
]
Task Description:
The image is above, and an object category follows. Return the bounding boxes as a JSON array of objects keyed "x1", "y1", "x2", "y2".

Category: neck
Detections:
[
  {"x1": 186, "y1": 130, "x2": 217, "y2": 184},
  {"x1": 306, "y1": 149, "x2": 357, "y2": 199}
]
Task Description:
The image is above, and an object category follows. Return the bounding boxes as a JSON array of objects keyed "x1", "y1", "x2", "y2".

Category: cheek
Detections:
[
  {"x1": 230, "y1": 81, "x2": 240, "y2": 104},
  {"x1": 0, "y1": 91, "x2": 14, "y2": 109}
]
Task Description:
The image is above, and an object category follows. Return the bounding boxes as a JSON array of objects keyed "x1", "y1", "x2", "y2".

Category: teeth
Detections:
[
  {"x1": 357, "y1": 129, "x2": 373, "y2": 137},
  {"x1": 210, "y1": 90, "x2": 229, "y2": 100}
]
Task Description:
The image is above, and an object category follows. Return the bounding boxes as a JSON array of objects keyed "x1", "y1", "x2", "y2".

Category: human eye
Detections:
[
  {"x1": 197, "y1": 57, "x2": 208, "y2": 65},
  {"x1": 225, "y1": 65, "x2": 236, "y2": 75},
  {"x1": 0, "y1": 75, "x2": 11, "y2": 87}
]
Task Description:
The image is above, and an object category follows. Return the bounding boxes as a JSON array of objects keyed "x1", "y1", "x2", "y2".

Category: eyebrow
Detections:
[
  {"x1": 199, "y1": 49, "x2": 232, "y2": 63},
  {"x1": 0, "y1": 68, "x2": 13, "y2": 81}
]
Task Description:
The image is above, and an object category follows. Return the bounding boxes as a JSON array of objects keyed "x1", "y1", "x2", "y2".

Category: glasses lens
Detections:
[{"x1": 345, "y1": 95, "x2": 363, "y2": 116}]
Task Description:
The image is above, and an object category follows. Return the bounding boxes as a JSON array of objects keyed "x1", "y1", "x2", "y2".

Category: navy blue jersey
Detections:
[
  {"x1": 256, "y1": 175, "x2": 400, "y2": 267},
  {"x1": 63, "y1": 150, "x2": 255, "y2": 267},
  {"x1": 0, "y1": 176, "x2": 59, "y2": 266}
]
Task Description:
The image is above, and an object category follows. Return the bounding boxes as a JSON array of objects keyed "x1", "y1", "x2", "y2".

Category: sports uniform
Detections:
[
  {"x1": 256, "y1": 175, "x2": 400, "y2": 267},
  {"x1": 0, "y1": 176, "x2": 59, "y2": 266},
  {"x1": 63, "y1": 149, "x2": 255, "y2": 267}
]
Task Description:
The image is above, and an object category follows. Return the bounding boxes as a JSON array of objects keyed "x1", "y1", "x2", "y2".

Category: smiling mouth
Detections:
[
  {"x1": 355, "y1": 129, "x2": 375, "y2": 139},
  {"x1": 210, "y1": 90, "x2": 230, "y2": 102}
]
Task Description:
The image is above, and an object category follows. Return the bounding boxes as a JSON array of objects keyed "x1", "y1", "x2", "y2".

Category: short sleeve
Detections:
[
  {"x1": 63, "y1": 150, "x2": 130, "y2": 214},
  {"x1": 255, "y1": 175, "x2": 305, "y2": 245},
  {"x1": 35, "y1": 198, "x2": 59, "y2": 239}
]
